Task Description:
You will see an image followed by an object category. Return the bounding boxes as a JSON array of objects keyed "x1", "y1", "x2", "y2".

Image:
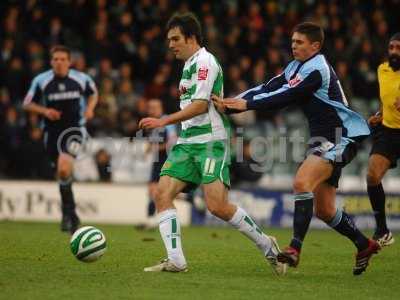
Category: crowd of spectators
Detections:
[{"x1": 1, "y1": 0, "x2": 399, "y2": 179}]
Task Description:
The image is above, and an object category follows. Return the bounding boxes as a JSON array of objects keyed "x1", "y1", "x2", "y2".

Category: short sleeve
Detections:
[
  {"x1": 84, "y1": 74, "x2": 98, "y2": 97},
  {"x1": 377, "y1": 63, "x2": 385, "y2": 82},
  {"x1": 23, "y1": 76, "x2": 42, "y2": 105},
  {"x1": 191, "y1": 58, "x2": 218, "y2": 101}
]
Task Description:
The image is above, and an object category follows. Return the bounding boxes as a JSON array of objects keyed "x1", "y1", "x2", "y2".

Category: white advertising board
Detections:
[{"x1": 0, "y1": 181, "x2": 191, "y2": 225}]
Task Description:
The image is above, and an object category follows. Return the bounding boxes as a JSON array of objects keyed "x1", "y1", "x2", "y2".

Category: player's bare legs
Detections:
[
  {"x1": 58, "y1": 152, "x2": 74, "y2": 179},
  {"x1": 278, "y1": 155, "x2": 332, "y2": 266},
  {"x1": 314, "y1": 182, "x2": 380, "y2": 275},
  {"x1": 203, "y1": 180, "x2": 286, "y2": 275},
  {"x1": 367, "y1": 154, "x2": 394, "y2": 246},
  {"x1": 202, "y1": 180, "x2": 236, "y2": 221},
  {"x1": 144, "y1": 175, "x2": 188, "y2": 272},
  {"x1": 148, "y1": 182, "x2": 158, "y2": 210},
  {"x1": 154, "y1": 175, "x2": 187, "y2": 212},
  {"x1": 313, "y1": 183, "x2": 336, "y2": 221},
  {"x1": 278, "y1": 154, "x2": 380, "y2": 274},
  {"x1": 58, "y1": 153, "x2": 80, "y2": 233}
]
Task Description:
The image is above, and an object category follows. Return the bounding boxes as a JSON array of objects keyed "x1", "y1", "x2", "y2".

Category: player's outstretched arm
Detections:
[
  {"x1": 241, "y1": 70, "x2": 321, "y2": 111},
  {"x1": 84, "y1": 94, "x2": 98, "y2": 120},
  {"x1": 211, "y1": 94, "x2": 226, "y2": 113},
  {"x1": 211, "y1": 95, "x2": 247, "y2": 112},
  {"x1": 23, "y1": 75, "x2": 62, "y2": 121},
  {"x1": 23, "y1": 102, "x2": 61, "y2": 121},
  {"x1": 210, "y1": 73, "x2": 289, "y2": 115},
  {"x1": 368, "y1": 112, "x2": 382, "y2": 126},
  {"x1": 367, "y1": 103, "x2": 383, "y2": 126},
  {"x1": 139, "y1": 100, "x2": 208, "y2": 129}
]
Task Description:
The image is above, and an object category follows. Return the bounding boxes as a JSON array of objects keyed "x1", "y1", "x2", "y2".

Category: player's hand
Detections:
[
  {"x1": 368, "y1": 114, "x2": 382, "y2": 126},
  {"x1": 395, "y1": 97, "x2": 400, "y2": 112},
  {"x1": 139, "y1": 117, "x2": 165, "y2": 129},
  {"x1": 84, "y1": 109, "x2": 95, "y2": 120},
  {"x1": 44, "y1": 108, "x2": 61, "y2": 121},
  {"x1": 211, "y1": 94, "x2": 226, "y2": 113},
  {"x1": 223, "y1": 98, "x2": 248, "y2": 111}
]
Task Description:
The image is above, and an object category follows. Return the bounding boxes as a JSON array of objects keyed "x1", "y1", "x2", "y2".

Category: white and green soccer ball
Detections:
[{"x1": 70, "y1": 226, "x2": 106, "y2": 262}]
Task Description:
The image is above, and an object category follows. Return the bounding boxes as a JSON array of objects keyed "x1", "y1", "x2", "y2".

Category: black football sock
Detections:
[
  {"x1": 59, "y1": 177, "x2": 76, "y2": 217},
  {"x1": 327, "y1": 209, "x2": 369, "y2": 251},
  {"x1": 148, "y1": 199, "x2": 156, "y2": 216},
  {"x1": 367, "y1": 183, "x2": 388, "y2": 234},
  {"x1": 289, "y1": 193, "x2": 314, "y2": 252}
]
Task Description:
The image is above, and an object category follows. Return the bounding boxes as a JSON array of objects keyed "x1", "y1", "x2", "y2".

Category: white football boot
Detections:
[
  {"x1": 374, "y1": 231, "x2": 395, "y2": 247},
  {"x1": 265, "y1": 236, "x2": 287, "y2": 276},
  {"x1": 144, "y1": 259, "x2": 188, "y2": 273}
]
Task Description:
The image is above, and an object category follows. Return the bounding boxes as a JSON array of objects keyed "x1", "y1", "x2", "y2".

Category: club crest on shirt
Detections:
[
  {"x1": 198, "y1": 67, "x2": 208, "y2": 80},
  {"x1": 58, "y1": 83, "x2": 66, "y2": 91},
  {"x1": 289, "y1": 73, "x2": 302, "y2": 87}
]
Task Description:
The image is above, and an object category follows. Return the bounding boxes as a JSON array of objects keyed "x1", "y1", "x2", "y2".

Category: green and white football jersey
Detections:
[{"x1": 177, "y1": 47, "x2": 228, "y2": 144}]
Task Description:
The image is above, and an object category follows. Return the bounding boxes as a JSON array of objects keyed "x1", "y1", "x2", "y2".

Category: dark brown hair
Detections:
[
  {"x1": 166, "y1": 12, "x2": 203, "y2": 45},
  {"x1": 50, "y1": 45, "x2": 71, "y2": 59},
  {"x1": 293, "y1": 22, "x2": 324, "y2": 47}
]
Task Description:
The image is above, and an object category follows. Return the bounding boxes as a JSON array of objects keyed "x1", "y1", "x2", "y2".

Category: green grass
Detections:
[{"x1": 0, "y1": 221, "x2": 398, "y2": 300}]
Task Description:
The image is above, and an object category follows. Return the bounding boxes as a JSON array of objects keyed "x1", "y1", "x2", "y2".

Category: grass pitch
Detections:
[{"x1": 0, "y1": 221, "x2": 398, "y2": 300}]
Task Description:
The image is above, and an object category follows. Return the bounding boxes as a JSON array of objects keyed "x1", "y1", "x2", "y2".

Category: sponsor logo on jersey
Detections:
[
  {"x1": 48, "y1": 91, "x2": 81, "y2": 101},
  {"x1": 198, "y1": 67, "x2": 208, "y2": 80},
  {"x1": 288, "y1": 73, "x2": 302, "y2": 87}
]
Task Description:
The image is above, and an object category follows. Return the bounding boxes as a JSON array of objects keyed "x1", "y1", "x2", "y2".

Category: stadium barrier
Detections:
[
  {"x1": 198, "y1": 188, "x2": 400, "y2": 230},
  {"x1": 1, "y1": 181, "x2": 400, "y2": 230},
  {"x1": 0, "y1": 181, "x2": 191, "y2": 225}
]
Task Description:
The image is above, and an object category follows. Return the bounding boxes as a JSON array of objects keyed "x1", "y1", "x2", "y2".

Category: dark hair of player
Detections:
[
  {"x1": 166, "y1": 12, "x2": 203, "y2": 46},
  {"x1": 293, "y1": 22, "x2": 324, "y2": 48},
  {"x1": 390, "y1": 32, "x2": 400, "y2": 42},
  {"x1": 50, "y1": 45, "x2": 71, "y2": 59}
]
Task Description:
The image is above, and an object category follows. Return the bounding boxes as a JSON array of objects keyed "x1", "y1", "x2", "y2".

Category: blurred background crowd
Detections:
[{"x1": 1, "y1": 0, "x2": 400, "y2": 180}]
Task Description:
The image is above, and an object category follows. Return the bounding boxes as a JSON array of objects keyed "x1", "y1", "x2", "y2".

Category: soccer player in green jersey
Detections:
[{"x1": 139, "y1": 12, "x2": 286, "y2": 275}]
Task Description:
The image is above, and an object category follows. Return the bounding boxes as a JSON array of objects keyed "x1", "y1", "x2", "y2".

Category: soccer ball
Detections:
[{"x1": 70, "y1": 226, "x2": 106, "y2": 262}]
